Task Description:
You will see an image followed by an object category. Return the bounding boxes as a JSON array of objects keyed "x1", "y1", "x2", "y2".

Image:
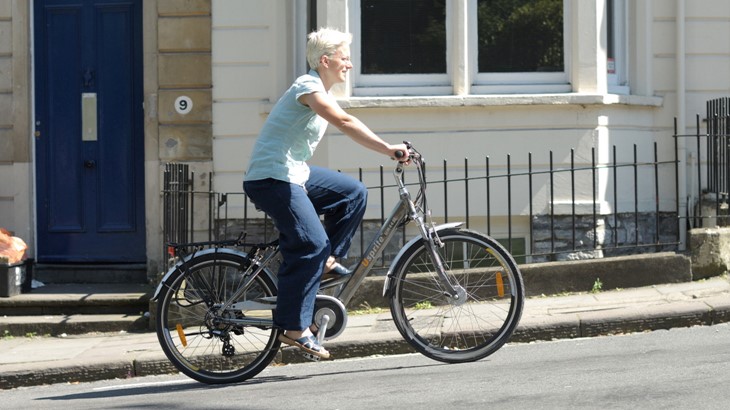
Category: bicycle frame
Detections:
[{"x1": 333, "y1": 160, "x2": 460, "y2": 306}]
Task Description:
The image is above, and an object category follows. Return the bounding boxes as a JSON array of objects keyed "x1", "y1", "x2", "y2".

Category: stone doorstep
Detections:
[
  {"x1": 0, "y1": 283, "x2": 152, "y2": 305},
  {"x1": 0, "y1": 314, "x2": 149, "y2": 337},
  {"x1": 32, "y1": 264, "x2": 148, "y2": 284}
]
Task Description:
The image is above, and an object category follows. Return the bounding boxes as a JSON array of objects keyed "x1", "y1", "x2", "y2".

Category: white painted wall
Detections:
[{"x1": 209, "y1": 0, "x2": 730, "y2": 246}]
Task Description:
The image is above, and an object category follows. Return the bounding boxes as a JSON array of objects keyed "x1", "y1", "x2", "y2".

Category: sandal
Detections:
[{"x1": 278, "y1": 333, "x2": 331, "y2": 360}]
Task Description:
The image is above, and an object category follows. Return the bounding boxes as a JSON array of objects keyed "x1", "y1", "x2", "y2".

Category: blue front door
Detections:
[{"x1": 34, "y1": 0, "x2": 145, "y2": 262}]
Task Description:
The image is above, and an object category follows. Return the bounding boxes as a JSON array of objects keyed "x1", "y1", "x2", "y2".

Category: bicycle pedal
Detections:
[{"x1": 301, "y1": 352, "x2": 321, "y2": 362}]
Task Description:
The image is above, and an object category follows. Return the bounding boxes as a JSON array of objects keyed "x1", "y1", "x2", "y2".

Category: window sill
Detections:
[{"x1": 337, "y1": 93, "x2": 663, "y2": 109}]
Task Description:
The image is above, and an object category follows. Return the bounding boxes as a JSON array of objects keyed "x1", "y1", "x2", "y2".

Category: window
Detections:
[
  {"x1": 472, "y1": 0, "x2": 570, "y2": 94},
  {"x1": 360, "y1": 0, "x2": 446, "y2": 74},
  {"x1": 352, "y1": 0, "x2": 451, "y2": 96},
  {"x1": 477, "y1": 0, "x2": 563, "y2": 73}
]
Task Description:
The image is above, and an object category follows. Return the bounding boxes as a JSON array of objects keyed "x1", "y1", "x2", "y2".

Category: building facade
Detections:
[{"x1": 1, "y1": 0, "x2": 729, "y2": 280}]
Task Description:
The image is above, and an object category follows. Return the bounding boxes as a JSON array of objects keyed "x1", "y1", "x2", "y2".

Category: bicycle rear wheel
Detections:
[
  {"x1": 388, "y1": 228, "x2": 524, "y2": 363},
  {"x1": 156, "y1": 251, "x2": 280, "y2": 384}
]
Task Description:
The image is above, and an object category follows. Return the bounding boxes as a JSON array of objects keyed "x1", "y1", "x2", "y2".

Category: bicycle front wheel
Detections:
[
  {"x1": 389, "y1": 228, "x2": 524, "y2": 363},
  {"x1": 156, "y1": 251, "x2": 280, "y2": 384}
]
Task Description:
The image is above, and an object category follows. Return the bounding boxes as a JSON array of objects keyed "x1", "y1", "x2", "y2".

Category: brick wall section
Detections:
[{"x1": 157, "y1": 0, "x2": 212, "y2": 161}]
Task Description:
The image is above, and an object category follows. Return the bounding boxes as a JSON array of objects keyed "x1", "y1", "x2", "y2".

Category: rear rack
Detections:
[{"x1": 166, "y1": 232, "x2": 278, "y2": 260}]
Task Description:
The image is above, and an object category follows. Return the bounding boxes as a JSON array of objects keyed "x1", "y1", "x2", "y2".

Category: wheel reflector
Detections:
[
  {"x1": 176, "y1": 323, "x2": 188, "y2": 347},
  {"x1": 496, "y1": 271, "x2": 505, "y2": 297}
]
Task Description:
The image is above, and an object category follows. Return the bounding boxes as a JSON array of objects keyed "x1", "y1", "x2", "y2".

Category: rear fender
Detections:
[{"x1": 152, "y1": 248, "x2": 259, "y2": 300}]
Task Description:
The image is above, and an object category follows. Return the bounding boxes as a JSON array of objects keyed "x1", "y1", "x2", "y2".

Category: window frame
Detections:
[
  {"x1": 607, "y1": 0, "x2": 629, "y2": 95},
  {"x1": 344, "y1": 0, "x2": 605, "y2": 97},
  {"x1": 350, "y1": 0, "x2": 453, "y2": 97}
]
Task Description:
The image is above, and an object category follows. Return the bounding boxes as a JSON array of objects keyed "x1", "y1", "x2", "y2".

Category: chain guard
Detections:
[{"x1": 313, "y1": 294, "x2": 348, "y2": 341}]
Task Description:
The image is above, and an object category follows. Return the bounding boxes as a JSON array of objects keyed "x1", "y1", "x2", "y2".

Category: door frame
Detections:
[{"x1": 30, "y1": 0, "x2": 157, "y2": 267}]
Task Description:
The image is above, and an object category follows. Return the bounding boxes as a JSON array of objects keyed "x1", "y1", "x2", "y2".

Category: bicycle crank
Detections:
[{"x1": 313, "y1": 295, "x2": 347, "y2": 341}]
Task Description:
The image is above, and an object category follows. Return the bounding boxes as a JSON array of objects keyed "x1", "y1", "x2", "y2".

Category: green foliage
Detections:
[
  {"x1": 591, "y1": 278, "x2": 603, "y2": 294},
  {"x1": 414, "y1": 301, "x2": 433, "y2": 310},
  {"x1": 477, "y1": 0, "x2": 564, "y2": 72}
]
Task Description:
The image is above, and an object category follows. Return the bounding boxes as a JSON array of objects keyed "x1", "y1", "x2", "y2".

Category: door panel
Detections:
[
  {"x1": 35, "y1": 0, "x2": 145, "y2": 262},
  {"x1": 96, "y1": 5, "x2": 137, "y2": 232},
  {"x1": 45, "y1": 7, "x2": 84, "y2": 233}
]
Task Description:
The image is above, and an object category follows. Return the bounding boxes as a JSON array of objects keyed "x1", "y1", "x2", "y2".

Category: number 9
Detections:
[{"x1": 175, "y1": 96, "x2": 193, "y2": 115}]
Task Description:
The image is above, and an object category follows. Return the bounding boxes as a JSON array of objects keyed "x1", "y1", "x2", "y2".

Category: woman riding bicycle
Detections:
[{"x1": 243, "y1": 27, "x2": 408, "y2": 360}]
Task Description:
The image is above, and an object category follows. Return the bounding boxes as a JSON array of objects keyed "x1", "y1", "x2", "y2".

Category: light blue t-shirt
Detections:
[{"x1": 244, "y1": 70, "x2": 329, "y2": 186}]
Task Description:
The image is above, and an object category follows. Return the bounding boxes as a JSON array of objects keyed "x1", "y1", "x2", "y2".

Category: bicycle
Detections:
[{"x1": 152, "y1": 142, "x2": 525, "y2": 384}]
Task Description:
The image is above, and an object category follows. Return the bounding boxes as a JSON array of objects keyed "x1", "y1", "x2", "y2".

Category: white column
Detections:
[
  {"x1": 570, "y1": 0, "x2": 607, "y2": 94},
  {"x1": 452, "y1": 0, "x2": 470, "y2": 96},
  {"x1": 633, "y1": 0, "x2": 654, "y2": 97},
  {"x1": 318, "y1": 0, "x2": 350, "y2": 97}
]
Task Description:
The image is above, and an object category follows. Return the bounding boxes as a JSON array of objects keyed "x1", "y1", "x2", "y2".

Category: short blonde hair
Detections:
[{"x1": 306, "y1": 27, "x2": 352, "y2": 70}]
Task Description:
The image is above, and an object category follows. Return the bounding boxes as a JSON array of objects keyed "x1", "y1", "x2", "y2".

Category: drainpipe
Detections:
[{"x1": 676, "y1": 0, "x2": 687, "y2": 250}]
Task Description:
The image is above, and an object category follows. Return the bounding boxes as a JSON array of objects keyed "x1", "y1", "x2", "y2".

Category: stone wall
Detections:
[
  {"x1": 157, "y1": 0, "x2": 212, "y2": 162},
  {"x1": 689, "y1": 227, "x2": 730, "y2": 280},
  {"x1": 0, "y1": 1, "x2": 32, "y2": 244},
  {"x1": 531, "y1": 212, "x2": 679, "y2": 262}
]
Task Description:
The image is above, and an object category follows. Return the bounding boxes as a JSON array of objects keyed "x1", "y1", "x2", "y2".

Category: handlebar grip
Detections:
[{"x1": 394, "y1": 150, "x2": 406, "y2": 159}]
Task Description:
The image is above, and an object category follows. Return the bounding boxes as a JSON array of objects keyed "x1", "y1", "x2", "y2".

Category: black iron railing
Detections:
[
  {"x1": 163, "y1": 143, "x2": 683, "y2": 267},
  {"x1": 698, "y1": 98, "x2": 730, "y2": 225}
]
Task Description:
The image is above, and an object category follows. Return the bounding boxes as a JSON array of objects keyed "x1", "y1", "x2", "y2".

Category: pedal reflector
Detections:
[
  {"x1": 496, "y1": 272, "x2": 505, "y2": 297},
  {"x1": 302, "y1": 352, "x2": 321, "y2": 362},
  {"x1": 176, "y1": 323, "x2": 188, "y2": 347}
]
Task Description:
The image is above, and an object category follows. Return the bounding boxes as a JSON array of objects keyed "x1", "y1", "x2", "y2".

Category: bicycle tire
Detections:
[
  {"x1": 388, "y1": 228, "x2": 524, "y2": 363},
  {"x1": 156, "y1": 251, "x2": 280, "y2": 384}
]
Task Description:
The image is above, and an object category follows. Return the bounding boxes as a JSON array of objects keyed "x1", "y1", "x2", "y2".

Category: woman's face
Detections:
[{"x1": 324, "y1": 46, "x2": 352, "y2": 84}]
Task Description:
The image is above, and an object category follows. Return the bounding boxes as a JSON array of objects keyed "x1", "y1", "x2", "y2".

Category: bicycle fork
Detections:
[{"x1": 406, "y1": 202, "x2": 463, "y2": 301}]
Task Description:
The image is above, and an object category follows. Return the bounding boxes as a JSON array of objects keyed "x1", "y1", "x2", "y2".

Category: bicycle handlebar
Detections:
[{"x1": 394, "y1": 141, "x2": 419, "y2": 164}]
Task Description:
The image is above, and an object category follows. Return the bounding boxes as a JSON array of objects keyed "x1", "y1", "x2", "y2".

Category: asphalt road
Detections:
[{"x1": 5, "y1": 323, "x2": 729, "y2": 410}]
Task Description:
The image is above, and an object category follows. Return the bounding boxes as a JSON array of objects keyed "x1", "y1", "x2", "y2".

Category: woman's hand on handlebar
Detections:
[{"x1": 388, "y1": 143, "x2": 411, "y2": 165}]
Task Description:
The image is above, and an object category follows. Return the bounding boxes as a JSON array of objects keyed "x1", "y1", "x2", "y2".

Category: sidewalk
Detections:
[{"x1": 1, "y1": 276, "x2": 729, "y2": 390}]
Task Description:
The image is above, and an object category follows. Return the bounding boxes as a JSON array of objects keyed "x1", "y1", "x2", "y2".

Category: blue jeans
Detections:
[{"x1": 243, "y1": 166, "x2": 367, "y2": 331}]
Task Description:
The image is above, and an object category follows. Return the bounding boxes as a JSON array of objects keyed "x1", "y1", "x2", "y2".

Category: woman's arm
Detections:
[{"x1": 300, "y1": 92, "x2": 408, "y2": 159}]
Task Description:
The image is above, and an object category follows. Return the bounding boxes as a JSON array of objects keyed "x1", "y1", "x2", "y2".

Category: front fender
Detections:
[
  {"x1": 152, "y1": 248, "x2": 250, "y2": 301},
  {"x1": 382, "y1": 222, "x2": 463, "y2": 298}
]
